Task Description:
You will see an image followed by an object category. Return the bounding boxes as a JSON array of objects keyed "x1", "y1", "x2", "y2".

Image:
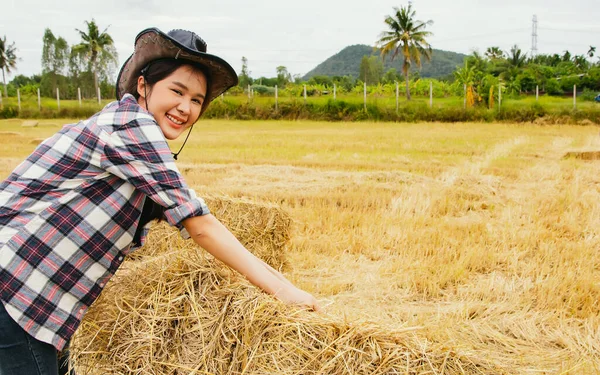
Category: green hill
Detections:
[{"x1": 303, "y1": 44, "x2": 466, "y2": 80}]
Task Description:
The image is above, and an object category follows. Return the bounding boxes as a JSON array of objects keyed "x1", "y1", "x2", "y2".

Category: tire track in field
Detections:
[{"x1": 391, "y1": 136, "x2": 529, "y2": 217}]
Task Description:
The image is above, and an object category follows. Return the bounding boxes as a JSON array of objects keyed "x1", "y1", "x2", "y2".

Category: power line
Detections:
[
  {"x1": 538, "y1": 27, "x2": 600, "y2": 34},
  {"x1": 433, "y1": 28, "x2": 529, "y2": 43}
]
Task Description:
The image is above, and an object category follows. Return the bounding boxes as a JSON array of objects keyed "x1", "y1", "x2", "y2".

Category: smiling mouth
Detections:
[{"x1": 166, "y1": 114, "x2": 185, "y2": 126}]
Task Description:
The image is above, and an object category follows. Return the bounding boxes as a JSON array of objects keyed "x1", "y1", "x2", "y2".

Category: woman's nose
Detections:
[{"x1": 177, "y1": 99, "x2": 191, "y2": 115}]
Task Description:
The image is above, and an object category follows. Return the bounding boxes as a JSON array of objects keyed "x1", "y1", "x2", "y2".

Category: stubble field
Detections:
[{"x1": 1, "y1": 118, "x2": 599, "y2": 374}]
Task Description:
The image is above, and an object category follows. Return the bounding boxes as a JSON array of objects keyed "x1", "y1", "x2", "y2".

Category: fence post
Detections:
[
  {"x1": 220, "y1": 93, "x2": 224, "y2": 102},
  {"x1": 303, "y1": 84, "x2": 307, "y2": 104},
  {"x1": 395, "y1": 81, "x2": 399, "y2": 115},
  {"x1": 536, "y1": 85, "x2": 539, "y2": 101},
  {"x1": 97, "y1": 87, "x2": 101, "y2": 105},
  {"x1": 56, "y1": 88, "x2": 60, "y2": 111},
  {"x1": 78, "y1": 87, "x2": 81, "y2": 106},
  {"x1": 0, "y1": 92, "x2": 3, "y2": 109},
  {"x1": 275, "y1": 85, "x2": 278, "y2": 111},
  {"x1": 429, "y1": 81, "x2": 433, "y2": 108},
  {"x1": 573, "y1": 84, "x2": 576, "y2": 110},
  {"x1": 333, "y1": 84, "x2": 336, "y2": 101},
  {"x1": 498, "y1": 84, "x2": 502, "y2": 110},
  {"x1": 363, "y1": 82, "x2": 367, "y2": 112},
  {"x1": 17, "y1": 89, "x2": 21, "y2": 112},
  {"x1": 247, "y1": 84, "x2": 251, "y2": 100},
  {"x1": 37, "y1": 88, "x2": 41, "y2": 111}
]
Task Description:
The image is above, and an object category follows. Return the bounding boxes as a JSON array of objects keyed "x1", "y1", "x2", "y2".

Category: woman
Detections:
[{"x1": 0, "y1": 28, "x2": 320, "y2": 375}]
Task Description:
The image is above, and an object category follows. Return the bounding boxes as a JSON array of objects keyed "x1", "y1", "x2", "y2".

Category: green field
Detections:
[{"x1": 1, "y1": 92, "x2": 598, "y2": 118}]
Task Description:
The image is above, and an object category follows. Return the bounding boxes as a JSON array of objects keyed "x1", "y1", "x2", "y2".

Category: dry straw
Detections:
[
  {"x1": 70, "y1": 227, "x2": 503, "y2": 375},
  {"x1": 129, "y1": 195, "x2": 291, "y2": 270}
]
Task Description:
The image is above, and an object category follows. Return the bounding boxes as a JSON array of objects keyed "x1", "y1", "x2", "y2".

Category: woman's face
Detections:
[{"x1": 137, "y1": 65, "x2": 208, "y2": 140}]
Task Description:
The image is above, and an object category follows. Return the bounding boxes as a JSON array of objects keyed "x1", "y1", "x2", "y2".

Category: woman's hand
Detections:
[
  {"x1": 183, "y1": 214, "x2": 321, "y2": 313},
  {"x1": 275, "y1": 285, "x2": 321, "y2": 312}
]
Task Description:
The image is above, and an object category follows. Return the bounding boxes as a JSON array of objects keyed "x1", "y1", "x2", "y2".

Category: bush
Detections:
[
  {"x1": 545, "y1": 79, "x2": 563, "y2": 96},
  {"x1": 580, "y1": 89, "x2": 599, "y2": 102}
]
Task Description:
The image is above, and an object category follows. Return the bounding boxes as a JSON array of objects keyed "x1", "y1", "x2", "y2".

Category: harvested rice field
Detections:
[{"x1": 1, "y1": 118, "x2": 599, "y2": 374}]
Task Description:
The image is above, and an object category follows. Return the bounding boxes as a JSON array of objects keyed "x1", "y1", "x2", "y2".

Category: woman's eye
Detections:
[
  {"x1": 172, "y1": 89, "x2": 182, "y2": 95},
  {"x1": 192, "y1": 99, "x2": 202, "y2": 105}
]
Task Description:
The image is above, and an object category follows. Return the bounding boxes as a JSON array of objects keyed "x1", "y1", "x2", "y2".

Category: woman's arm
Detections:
[{"x1": 182, "y1": 214, "x2": 320, "y2": 311}]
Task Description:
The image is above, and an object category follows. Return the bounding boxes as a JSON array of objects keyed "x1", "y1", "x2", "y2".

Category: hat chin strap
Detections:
[
  {"x1": 171, "y1": 126, "x2": 193, "y2": 160},
  {"x1": 142, "y1": 71, "x2": 192, "y2": 161}
]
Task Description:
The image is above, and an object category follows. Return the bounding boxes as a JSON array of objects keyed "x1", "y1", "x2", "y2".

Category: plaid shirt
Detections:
[{"x1": 0, "y1": 94, "x2": 209, "y2": 350}]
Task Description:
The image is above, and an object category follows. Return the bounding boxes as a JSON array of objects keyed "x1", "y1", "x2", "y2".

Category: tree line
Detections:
[
  {"x1": 1, "y1": 9, "x2": 598, "y2": 106},
  {"x1": 0, "y1": 19, "x2": 117, "y2": 101}
]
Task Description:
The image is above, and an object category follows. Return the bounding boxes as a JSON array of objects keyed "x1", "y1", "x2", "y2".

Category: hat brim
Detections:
[{"x1": 116, "y1": 28, "x2": 238, "y2": 113}]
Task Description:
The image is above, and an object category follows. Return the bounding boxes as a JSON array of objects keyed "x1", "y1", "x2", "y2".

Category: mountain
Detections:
[{"x1": 302, "y1": 44, "x2": 467, "y2": 80}]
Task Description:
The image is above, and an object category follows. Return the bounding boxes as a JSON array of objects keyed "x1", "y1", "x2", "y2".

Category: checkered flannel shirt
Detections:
[{"x1": 0, "y1": 94, "x2": 209, "y2": 350}]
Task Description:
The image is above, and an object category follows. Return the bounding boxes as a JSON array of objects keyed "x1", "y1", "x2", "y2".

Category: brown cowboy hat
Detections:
[{"x1": 116, "y1": 28, "x2": 238, "y2": 112}]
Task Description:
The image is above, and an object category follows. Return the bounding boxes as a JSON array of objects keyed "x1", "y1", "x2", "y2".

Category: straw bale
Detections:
[
  {"x1": 21, "y1": 120, "x2": 39, "y2": 127},
  {"x1": 129, "y1": 195, "x2": 291, "y2": 270},
  {"x1": 70, "y1": 246, "x2": 504, "y2": 375}
]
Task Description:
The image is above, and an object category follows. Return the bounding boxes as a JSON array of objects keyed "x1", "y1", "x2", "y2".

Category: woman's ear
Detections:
[{"x1": 136, "y1": 76, "x2": 146, "y2": 99}]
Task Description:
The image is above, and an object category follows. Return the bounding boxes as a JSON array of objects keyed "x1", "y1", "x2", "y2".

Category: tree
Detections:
[
  {"x1": 501, "y1": 45, "x2": 527, "y2": 82},
  {"x1": 485, "y1": 46, "x2": 505, "y2": 60},
  {"x1": 382, "y1": 68, "x2": 400, "y2": 84},
  {"x1": 239, "y1": 56, "x2": 252, "y2": 88},
  {"x1": 506, "y1": 45, "x2": 527, "y2": 69},
  {"x1": 0, "y1": 35, "x2": 18, "y2": 97},
  {"x1": 454, "y1": 62, "x2": 477, "y2": 107},
  {"x1": 72, "y1": 19, "x2": 117, "y2": 96},
  {"x1": 276, "y1": 65, "x2": 291, "y2": 87},
  {"x1": 587, "y1": 46, "x2": 596, "y2": 59},
  {"x1": 41, "y1": 29, "x2": 70, "y2": 94},
  {"x1": 359, "y1": 55, "x2": 384, "y2": 85},
  {"x1": 375, "y1": 4, "x2": 433, "y2": 100},
  {"x1": 42, "y1": 29, "x2": 69, "y2": 75}
]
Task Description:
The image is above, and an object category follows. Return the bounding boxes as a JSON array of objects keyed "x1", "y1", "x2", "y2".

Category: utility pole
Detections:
[{"x1": 531, "y1": 15, "x2": 538, "y2": 57}]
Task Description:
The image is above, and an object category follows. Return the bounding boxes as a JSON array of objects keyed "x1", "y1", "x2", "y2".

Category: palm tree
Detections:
[
  {"x1": 485, "y1": 46, "x2": 504, "y2": 60},
  {"x1": 0, "y1": 36, "x2": 18, "y2": 98},
  {"x1": 506, "y1": 45, "x2": 527, "y2": 69},
  {"x1": 588, "y1": 46, "x2": 596, "y2": 59},
  {"x1": 375, "y1": 4, "x2": 433, "y2": 100},
  {"x1": 72, "y1": 19, "x2": 116, "y2": 96}
]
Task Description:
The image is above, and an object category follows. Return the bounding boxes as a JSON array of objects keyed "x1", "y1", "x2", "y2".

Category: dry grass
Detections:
[
  {"x1": 129, "y1": 195, "x2": 291, "y2": 270},
  {"x1": 71, "y1": 241, "x2": 503, "y2": 375},
  {"x1": 2, "y1": 119, "x2": 600, "y2": 373},
  {"x1": 563, "y1": 150, "x2": 600, "y2": 160}
]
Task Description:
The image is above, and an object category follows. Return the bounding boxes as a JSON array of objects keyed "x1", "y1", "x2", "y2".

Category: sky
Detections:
[{"x1": 1, "y1": 0, "x2": 599, "y2": 81}]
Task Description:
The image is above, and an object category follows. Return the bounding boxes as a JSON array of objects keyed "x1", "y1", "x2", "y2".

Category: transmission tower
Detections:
[{"x1": 531, "y1": 15, "x2": 538, "y2": 57}]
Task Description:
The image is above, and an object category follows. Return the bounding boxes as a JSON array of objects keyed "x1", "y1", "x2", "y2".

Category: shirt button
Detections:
[
  {"x1": 118, "y1": 256, "x2": 123, "y2": 261},
  {"x1": 99, "y1": 282, "x2": 105, "y2": 288},
  {"x1": 79, "y1": 308, "x2": 85, "y2": 314}
]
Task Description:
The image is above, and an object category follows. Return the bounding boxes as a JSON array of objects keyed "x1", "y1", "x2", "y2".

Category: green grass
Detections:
[{"x1": 1, "y1": 93, "x2": 599, "y2": 123}]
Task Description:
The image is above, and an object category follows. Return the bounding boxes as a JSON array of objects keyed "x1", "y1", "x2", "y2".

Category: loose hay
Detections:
[
  {"x1": 129, "y1": 195, "x2": 291, "y2": 270},
  {"x1": 70, "y1": 244, "x2": 503, "y2": 375},
  {"x1": 563, "y1": 151, "x2": 600, "y2": 160},
  {"x1": 30, "y1": 138, "x2": 46, "y2": 145}
]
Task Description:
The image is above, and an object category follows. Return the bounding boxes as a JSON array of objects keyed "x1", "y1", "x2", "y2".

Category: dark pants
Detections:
[{"x1": 0, "y1": 302, "x2": 71, "y2": 375}]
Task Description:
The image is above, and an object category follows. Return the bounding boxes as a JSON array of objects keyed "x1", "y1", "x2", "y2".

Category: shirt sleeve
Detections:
[{"x1": 100, "y1": 116, "x2": 209, "y2": 227}]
